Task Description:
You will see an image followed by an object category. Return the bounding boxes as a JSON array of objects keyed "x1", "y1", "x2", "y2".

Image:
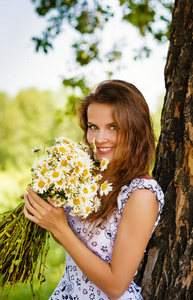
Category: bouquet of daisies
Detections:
[{"x1": 0, "y1": 137, "x2": 112, "y2": 299}]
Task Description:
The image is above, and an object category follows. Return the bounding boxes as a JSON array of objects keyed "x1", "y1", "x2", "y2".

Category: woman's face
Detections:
[{"x1": 87, "y1": 103, "x2": 119, "y2": 162}]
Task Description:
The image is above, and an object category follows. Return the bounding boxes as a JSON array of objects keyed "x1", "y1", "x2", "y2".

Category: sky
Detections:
[{"x1": 0, "y1": 0, "x2": 170, "y2": 113}]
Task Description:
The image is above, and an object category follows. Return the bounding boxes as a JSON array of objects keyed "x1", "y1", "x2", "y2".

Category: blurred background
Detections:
[{"x1": 0, "y1": 0, "x2": 171, "y2": 298}]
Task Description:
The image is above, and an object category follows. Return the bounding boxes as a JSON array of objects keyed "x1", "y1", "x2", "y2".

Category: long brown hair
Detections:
[{"x1": 76, "y1": 80, "x2": 155, "y2": 222}]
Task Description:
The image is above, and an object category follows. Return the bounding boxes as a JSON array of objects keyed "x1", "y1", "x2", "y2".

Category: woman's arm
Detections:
[{"x1": 24, "y1": 188, "x2": 158, "y2": 300}]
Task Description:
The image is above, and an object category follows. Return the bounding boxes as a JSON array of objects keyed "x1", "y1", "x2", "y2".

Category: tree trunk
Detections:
[{"x1": 136, "y1": 0, "x2": 193, "y2": 299}]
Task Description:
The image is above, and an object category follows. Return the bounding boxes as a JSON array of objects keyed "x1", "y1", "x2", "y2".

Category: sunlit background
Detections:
[
  {"x1": 0, "y1": 1, "x2": 169, "y2": 299},
  {"x1": 0, "y1": 0, "x2": 169, "y2": 112}
]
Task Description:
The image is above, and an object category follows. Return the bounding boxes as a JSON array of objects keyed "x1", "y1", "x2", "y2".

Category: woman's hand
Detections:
[{"x1": 23, "y1": 188, "x2": 68, "y2": 236}]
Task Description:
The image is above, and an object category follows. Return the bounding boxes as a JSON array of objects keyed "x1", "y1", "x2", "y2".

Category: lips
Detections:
[{"x1": 97, "y1": 147, "x2": 112, "y2": 154}]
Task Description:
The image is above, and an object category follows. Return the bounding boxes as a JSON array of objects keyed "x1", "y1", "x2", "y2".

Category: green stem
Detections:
[{"x1": 0, "y1": 203, "x2": 50, "y2": 300}]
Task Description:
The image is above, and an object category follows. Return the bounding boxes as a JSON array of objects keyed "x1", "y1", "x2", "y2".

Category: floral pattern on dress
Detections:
[{"x1": 49, "y1": 178, "x2": 164, "y2": 300}]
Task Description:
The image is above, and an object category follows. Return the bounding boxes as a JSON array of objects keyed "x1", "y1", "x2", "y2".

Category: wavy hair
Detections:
[{"x1": 76, "y1": 80, "x2": 155, "y2": 222}]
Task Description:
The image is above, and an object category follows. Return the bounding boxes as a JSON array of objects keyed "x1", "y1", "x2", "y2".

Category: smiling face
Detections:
[{"x1": 87, "y1": 103, "x2": 119, "y2": 162}]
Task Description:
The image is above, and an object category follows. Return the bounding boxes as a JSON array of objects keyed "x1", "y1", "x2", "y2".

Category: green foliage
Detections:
[
  {"x1": 0, "y1": 93, "x2": 12, "y2": 170},
  {"x1": 63, "y1": 76, "x2": 91, "y2": 95},
  {"x1": 106, "y1": 49, "x2": 122, "y2": 63},
  {"x1": 31, "y1": 0, "x2": 113, "y2": 56},
  {"x1": 0, "y1": 88, "x2": 82, "y2": 171},
  {"x1": 31, "y1": 0, "x2": 173, "y2": 63},
  {"x1": 0, "y1": 87, "x2": 80, "y2": 298},
  {"x1": 151, "y1": 95, "x2": 164, "y2": 142},
  {"x1": 62, "y1": 76, "x2": 92, "y2": 114},
  {"x1": 72, "y1": 39, "x2": 100, "y2": 66},
  {"x1": 120, "y1": 0, "x2": 173, "y2": 41},
  {"x1": 122, "y1": 0, "x2": 156, "y2": 36},
  {"x1": 0, "y1": 168, "x2": 66, "y2": 299}
]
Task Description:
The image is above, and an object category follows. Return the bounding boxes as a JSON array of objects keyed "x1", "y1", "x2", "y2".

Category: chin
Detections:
[{"x1": 97, "y1": 153, "x2": 113, "y2": 162}]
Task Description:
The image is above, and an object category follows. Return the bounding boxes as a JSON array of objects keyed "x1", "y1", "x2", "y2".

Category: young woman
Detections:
[{"x1": 23, "y1": 80, "x2": 164, "y2": 300}]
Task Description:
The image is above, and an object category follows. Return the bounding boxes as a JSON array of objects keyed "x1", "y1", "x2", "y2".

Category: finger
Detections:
[
  {"x1": 47, "y1": 197, "x2": 66, "y2": 214},
  {"x1": 20, "y1": 194, "x2": 24, "y2": 199},
  {"x1": 26, "y1": 191, "x2": 43, "y2": 211},
  {"x1": 24, "y1": 194, "x2": 41, "y2": 219},
  {"x1": 27, "y1": 188, "x2": 48, "y2": 208},
  {"x1": 47, "y1": 197, "x2": 55, "y2": 206},
  {"x1": 24, "y1": 203, "x2": 33, "y2": 219},
  {"x1": 24, "y1": 203, "x2": 41, "y2": 226}
]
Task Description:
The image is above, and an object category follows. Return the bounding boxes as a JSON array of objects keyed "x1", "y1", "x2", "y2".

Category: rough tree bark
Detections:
[{"x1": 136, "y1": 0, "x2": 193, "y2": 299}]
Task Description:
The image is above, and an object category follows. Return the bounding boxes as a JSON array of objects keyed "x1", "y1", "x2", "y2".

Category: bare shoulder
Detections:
[
  {"x1": 121, "y1": 188, "x2": 158, "y2": 231},
  {"x1": 126, "y1": 188, "x2": 158, "y2": 212},
  {"x1": 129, "y1": 188, "x2": 158, "y2": 204}
]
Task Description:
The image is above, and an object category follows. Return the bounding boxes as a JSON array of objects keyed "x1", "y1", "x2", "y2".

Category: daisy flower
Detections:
[
  {"x1": 31, "y1": 146, "x2": 42, "y2": 155},
  {"x1": 33, "y1": 177, "x2": 47, "y2": 194},
  {"x1": 30, "y1": 136, "x2": 113, "y2": 218},
  {"x1": 100, "y1": 158, "x2": 109, "y2": 171},
  {"x1": 48, "y1": 168, "x2": 62, "y2": 182},
  {"x1": 93, "y1": 196, "x2": 101, "y2": 212},
  {"x1": 54, "y1": 179, "x2": 64, "y2": 190},
  {"x1": 53, "y1": 196, "x2": 67, "y2": 207},
  {"x1": 100, "y1": 181, "x2": 113, "y2": 196},
  {"x1": 91, "y1": 139, "x2": 97, "y2": 153},
  {"x1": 79, "y1": 183, "x2": 93, "y2": 198},
  {"x1": 95, "y1": 174, "x2": 103, "y2": 181}
]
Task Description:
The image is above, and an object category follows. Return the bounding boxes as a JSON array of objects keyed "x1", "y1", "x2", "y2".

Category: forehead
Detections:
[{"x1": 87, "y1": 103, "x2": 114, "y2": 122}]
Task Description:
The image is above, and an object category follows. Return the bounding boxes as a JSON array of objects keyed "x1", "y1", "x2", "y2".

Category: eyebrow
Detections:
[{"x1": 87, "y1": 122, "x2": 116, "y2": 125}]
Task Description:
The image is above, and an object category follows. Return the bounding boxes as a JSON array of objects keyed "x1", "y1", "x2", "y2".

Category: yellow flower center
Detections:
[
  {"x1": 73, "y1": 199, "x2": 80, "y2": 206},
  {"x1": 81, "y1": 197, "x2": 86, "y2": 203},
  {"x1": 83, "y1": 169, "x2": 88, "y2": 177},
  {"x1": 75, "y1": 167, "x2": 80, "y2": 174},
  {"x1": 102, "y1": 183, "x2": 108, "y2": 190},
  {"x1": 101, "y1": 160, "x2": 106, "y2": 167},
  {"x1": 57, "y1": 180, "x2": 63, "y2": 186},
  {"x1": 38, "y1": 181, "x2": 45, "y2": 188},
  {"x1": 70, "y1": 179, "x2": 76, "y2": 184},
  {"x1": 52, "y1": 171, "x2": 59, "y2": 178},
  {"x1": 91, "y1": 185, "x2": 96, "y2": 192},
  {"x1": 78, "y1": 161, "x2": 83, "y2": 167},
  {"x1": 55, "y1": 200, "x2": 61, "y2": 206},
  {"x1": 62, "y1": 139, "x2": 69, "y2": 144},
  {"x1": 83, "y1": 187, "x2": 88, "y2": 194},
  {"x1": 61, "y1": 160, "x2": 67, "y2": 167},
  {"x1": 59, "y1": 146, "x2": 66, "y2": 153},
  {"x1": 86, "y1": 207, "x2": 90, "y2": 213},
  {"x1": 41, "y1": 168, "x2": 48, "y2": 174}
]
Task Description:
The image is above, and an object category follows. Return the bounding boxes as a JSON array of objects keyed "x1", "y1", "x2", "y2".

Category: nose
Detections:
[{"x1": 96, "y1": 130, "x2": 108, "y2": 143}]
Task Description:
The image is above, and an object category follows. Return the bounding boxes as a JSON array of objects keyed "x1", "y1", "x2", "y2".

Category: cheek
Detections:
[
  {"x1": 86, "y1": 129, "x2": 94, "y2": 145},
  {"x1": 113, "y1": 131, "x2": 120, "y2": 144}
]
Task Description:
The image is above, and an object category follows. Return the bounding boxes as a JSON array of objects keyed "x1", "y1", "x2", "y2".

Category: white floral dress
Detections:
[{"x1": 49, "y1": 178, "x2": 164, "y2": 300}]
